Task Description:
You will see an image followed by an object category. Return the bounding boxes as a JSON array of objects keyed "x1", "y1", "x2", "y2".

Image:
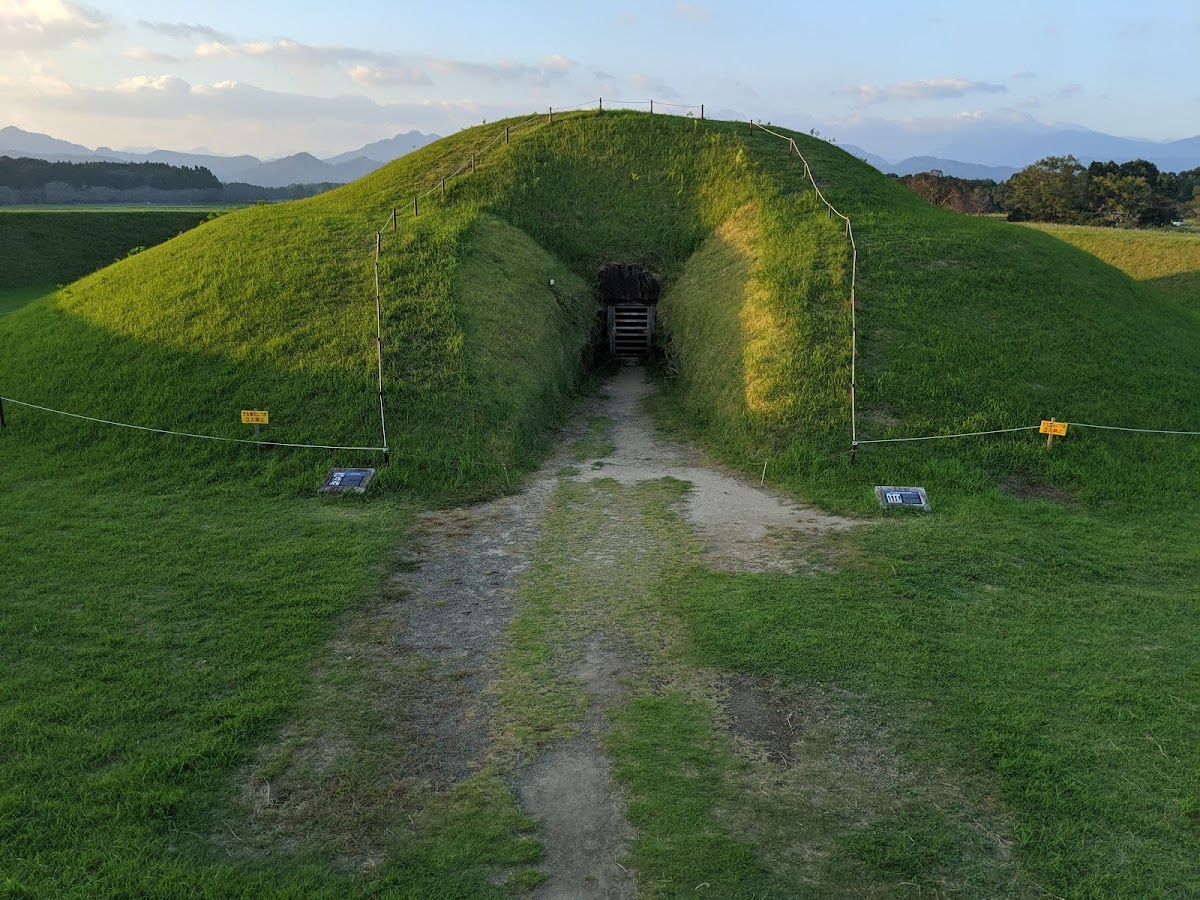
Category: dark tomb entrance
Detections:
[{"x1": 599, "y1": 263, "x2": 660, "y2": 362}]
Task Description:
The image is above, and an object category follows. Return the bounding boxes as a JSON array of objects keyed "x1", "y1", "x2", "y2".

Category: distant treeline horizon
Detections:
[
  {"x1": 0, "y1": 156, "x2": 340, "y2": 205},
  {"x1": 895, "y1": 156, "x2": 1200, "y2": 227}
]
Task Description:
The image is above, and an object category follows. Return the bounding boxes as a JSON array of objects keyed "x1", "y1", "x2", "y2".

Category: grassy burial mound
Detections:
[{"x1": 3, "y1": 112, "x2": 1199, "y2": 896}]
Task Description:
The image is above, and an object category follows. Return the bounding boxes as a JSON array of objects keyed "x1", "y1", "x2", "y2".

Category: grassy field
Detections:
[
  {"x1": 2, "y1": 111, "x2": 1198, "y2": 896},
  {"x1": 1023, "y1": 222, "x2": 1200, "y2": 308},
  {"x1": 0, "y1": 209, "x2": 214, "y2": 289}
]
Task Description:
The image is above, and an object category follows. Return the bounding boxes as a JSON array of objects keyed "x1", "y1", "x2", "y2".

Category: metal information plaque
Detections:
[
  {"x1": 875, "y1": 485, "x2": 931, "y2": 512},
  {"x1": 320, "y1": 468, "x2": 376, "y2": 495}
]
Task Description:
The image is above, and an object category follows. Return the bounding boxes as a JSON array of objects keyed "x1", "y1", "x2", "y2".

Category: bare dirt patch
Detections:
[
  {"x1": 578, "y1": 368, "x2": 858, "y2": 573},
  {"x1": 1000, "y1": 473, "x2": 1071, "y2": 503},
  {"x1": 518, "y1": 638, "x2": 639, "y2": 899}
]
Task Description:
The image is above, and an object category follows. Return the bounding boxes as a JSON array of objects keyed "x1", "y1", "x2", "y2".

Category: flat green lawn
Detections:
[
  {"x1": 0, "y1": 435, "x2": 402, "y2": 895},
  {"x1": 1024, "y1": 222, "x2": 1200, "y2": 308},
  {"x1": 671, "y1": 491, "x2": 1200, "y2": 895}
]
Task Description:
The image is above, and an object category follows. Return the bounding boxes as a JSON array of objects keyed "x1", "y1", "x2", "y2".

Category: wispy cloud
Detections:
[
  {"x1": 347, "y1": 64, "x2": 431, "y2": 87},
  {"x1": 124, "y1": 46, "x2": 179, "y2": 64},
  {"x1": 1053, "y1": 83, "x2": 1083, "y2": 98},
  {"x1": 891, "y1": 78, "x2": 1007, "y2": 100},
  {"x1": 1, "y1": 0, "x2": 109, "y2": 50},
  {"x1": 429, "y1": 55, "x2": 576, "y2": 86},
  {"x1": 0, "y1": 72, "x2": 480, "y2": 128},
  {"x1": 845, "y1": 77, "x2": 1007, "y2": 105},
  {"x1": 672, "y1": 2, "x2": 711, "y2": 22},
  {"x1": 1011, "y1": 71, "x2": 1038, "y2": 80},
  {"x1": 139, "y1": 20, "x2": 232, "y2": 43},
  {"x1": 627, "y1": 73, "x2": 679, "y2": 98},
  {"x1": 194, "y1": 38, "x2": 392, "y2": 68},
  {"x1": 191, "y1": 37, "x2": 575, "y2": 87},
  {"x1": 720, "y1": 76, "x2": 758, "y2": 98}
]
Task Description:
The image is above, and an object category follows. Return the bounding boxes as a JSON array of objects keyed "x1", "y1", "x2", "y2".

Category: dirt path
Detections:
[
  {"x1": 230, "y1": 367, "x2": 1031, "y2": 896},
  {"x1": 390, "y1": 367, "x2": 858, "y2": 897},
  {"x1": 578, "y1": 370, "x2": 856, "y2": 574}
]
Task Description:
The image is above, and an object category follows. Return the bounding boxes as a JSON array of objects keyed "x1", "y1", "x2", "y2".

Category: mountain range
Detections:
[{"x1": 0, "y1": 127, "x2": 440, "y2": 188}]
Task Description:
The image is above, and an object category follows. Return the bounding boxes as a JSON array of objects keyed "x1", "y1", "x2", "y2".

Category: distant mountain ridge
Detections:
[{"x1": 0, "y1": 126, "x2": 440, "y2": 188}]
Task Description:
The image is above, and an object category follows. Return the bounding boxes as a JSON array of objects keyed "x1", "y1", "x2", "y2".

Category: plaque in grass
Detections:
[
  {"x1": 320, "y1": 468, "x2": 376, "y2": 495},
  {"x1": 875, "y1": 485, "x2": 931, "y2": 512}
]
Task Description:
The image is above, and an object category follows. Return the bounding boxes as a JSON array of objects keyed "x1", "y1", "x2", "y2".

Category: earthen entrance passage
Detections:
[{"x1": 599, "y1": 263, "x2": 660, "y2": 362}]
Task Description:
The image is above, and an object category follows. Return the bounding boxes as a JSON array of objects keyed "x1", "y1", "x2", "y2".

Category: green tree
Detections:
[{"x1": 1006, "y1": 155, "x2": 1087, "y2": 223}]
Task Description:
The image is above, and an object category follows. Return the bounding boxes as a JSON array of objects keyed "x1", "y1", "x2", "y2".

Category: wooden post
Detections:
[
  {"x1": 1046, "y1": 418, "x2": 1057, "y2": 450},
  {"x1": 650, "y1": 99, "x2": 654, "y2": 114},
  {"x1": 504, "y1": 126, "x2": 509, "y2": 143},
  {"x1": 0, "y1": 396, "x2": 6, "y2": 429},
  {"x1": 749, "y1": 120, "x2": 753, "y2": 134},
  {"x1": 700, "y1": 104, "x2": 704, "y2": 120},
  {"x1": 391, "y1": 208, "x2": 396, "y2": 231},
  {"x1": 599, "y1": 97, "x2": 603, "y2": 112},
  {"x1": 548, "y1": 107, "x2": 553, "y2": 123},
  {"x1": 413, "y1": 196, "x2": 418, "y2": 217},
  {"x1": 441, "y1": 178, "x2": 445, "y2": 196},
  {"x1": 470, "y1": 154, "x2": 476, "y2": 173}
]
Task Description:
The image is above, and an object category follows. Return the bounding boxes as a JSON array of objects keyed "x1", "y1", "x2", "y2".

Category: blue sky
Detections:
[{"x1": 2, "y1": 0, "x2": 1197, "y2": 159}]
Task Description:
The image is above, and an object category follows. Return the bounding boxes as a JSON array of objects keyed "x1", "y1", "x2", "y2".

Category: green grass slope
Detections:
[{"x1": 2, "y1": 112, "x2": 1198, "y2": 896}]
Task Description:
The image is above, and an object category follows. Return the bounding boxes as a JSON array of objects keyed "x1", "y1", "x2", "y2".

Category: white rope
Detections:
[
  {"x1": 858, "y1": 422, "x2": 1200, "y2": 445},
  {"x1": 1069, "y1": 422, "x2": 1200, "y2": 436},
  {"x1": 857, "y1": 426, "x2": 1042, "y2": 444},
  {"x1": 1, "y1": 397, "x2": 388, "y2": 452},
  {"x1": 750, "y1": 121, "x2": 860, "y2": 448}
]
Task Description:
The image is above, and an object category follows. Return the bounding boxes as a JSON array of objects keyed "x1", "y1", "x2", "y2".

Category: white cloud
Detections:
[
  {"x1": 542, "y1": 54, "x2": 575, "y2": 75},
  {"x1": 194, "y1": 38, "x2": 391, "y2": 68},
  {"x1": 114, "y1": 74, "x2": 190, "y2": 94},
  {"x1": 0, "y1": 0, "x2": 109, "y2": 49},
  {"x1": 347, "y1": 64, "x2": 431, "y2": 87},
  {"x1": 672, "y1": 2, "x2": 711, "y2": 22},
  {"x1": 139, "y1": 20, "x2": 231, "y2": 43},
  {"x1": 0, "y1": 72, "x2": 480, "y2": 128},
  {"x1": 890, "y1": 78, "x2": 1007, "y2": 100},
  {"x1": 123, "y1": 46, "x2": 179, "y2": 64},
  {"x1": 190, "y1": 37, "x2": 574, "y2": 88},
  {"x1": 0, "y1": 71, "x2": 72, "y2": 95},
  {"x1": 845, "y1": 83, "x2": 885, "y2": 105},
  {"x1": 845, "y1": 77, "x2": 1008, "y2": 105},
  {"x1": 429, "y1": 56, "x2": 574, "y2": 86},
  {"x1": 626, "y1": 73, "x2": 679, "y2": 98}
]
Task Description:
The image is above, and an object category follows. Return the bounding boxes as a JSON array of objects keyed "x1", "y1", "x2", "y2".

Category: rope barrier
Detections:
[
  {"x1": 749, "y1": 121, "x2": 860, "y2": 452},
  {"x1": 857, "y1": 426, "x2": 1042, "y2": 445},
  {"x1": 1068, "y1": 422, "x2": 1200, "y2": 436},
  {"x1": 0, "y1": 397, "x2": 388, "y2": 452},
  {"x1": 857, "y1": 421, "x2": 1200, "y2": 445}
]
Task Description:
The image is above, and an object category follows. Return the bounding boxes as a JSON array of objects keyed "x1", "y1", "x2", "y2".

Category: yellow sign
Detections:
[
  {"x1": 1039, "y1": 419, "x2": 1068, "y2": 436},
  {"x1": 241, "y1": 410, "x2": 269, "y2": 425}
]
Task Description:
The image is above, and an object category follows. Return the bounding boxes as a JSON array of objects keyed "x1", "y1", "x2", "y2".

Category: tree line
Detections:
[
  {"x1": 0, "y1": 156, "x2": 338, "y2": 205},
  {"x1": 895, "y1": 157, "x2": 1200, "y2": 227}
]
